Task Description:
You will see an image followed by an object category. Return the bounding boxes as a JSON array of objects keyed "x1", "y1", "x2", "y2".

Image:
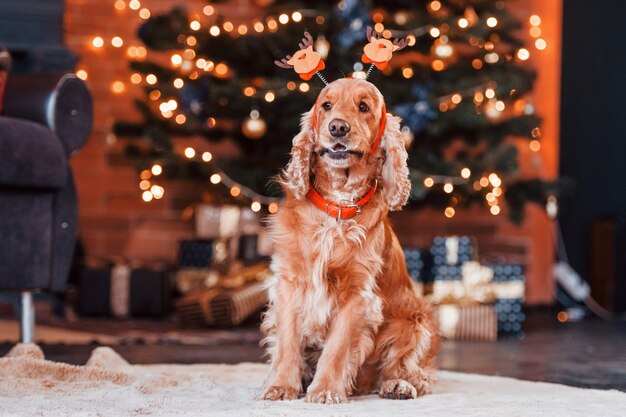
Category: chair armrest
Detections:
[
  {"x1": 0, "y1": 116, "x2": 67, "y2": 189},
  {"x1": 2, "y1": 73, "x2": 93, "y2": 156}
]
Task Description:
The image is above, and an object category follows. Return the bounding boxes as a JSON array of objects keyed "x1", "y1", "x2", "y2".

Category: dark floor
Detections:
[{"x1": 1, "y1": 309, "x2": 625, "y2": 391}]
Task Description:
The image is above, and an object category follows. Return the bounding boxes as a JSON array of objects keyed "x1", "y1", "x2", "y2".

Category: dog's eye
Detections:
[
  {"x1": 359, "y1": 102, "x2": 369, "y2": 112},
  {"x1": 322, "y1": 101, "x2": 332, "y2": 111}
]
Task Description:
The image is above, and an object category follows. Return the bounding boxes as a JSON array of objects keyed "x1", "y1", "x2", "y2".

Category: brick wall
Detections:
[{"x1": 64, "y1": 0, "x2": 560, "y2": 303}]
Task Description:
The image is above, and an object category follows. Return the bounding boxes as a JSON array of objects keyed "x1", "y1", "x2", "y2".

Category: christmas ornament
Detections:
[
  {"x1": 275, "y1": 32, "x2": 325, "y2": 81},
  {"x1": 242, "y1": 109, "x2": 266, "y2": 139},
  {"x1": 361, "y1": 27, "x2": 408, "y2": 71}
]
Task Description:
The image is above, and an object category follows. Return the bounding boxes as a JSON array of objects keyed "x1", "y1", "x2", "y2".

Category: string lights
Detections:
[{"x1": 137, "y1": 147, "x2": 281, "y2": 212}]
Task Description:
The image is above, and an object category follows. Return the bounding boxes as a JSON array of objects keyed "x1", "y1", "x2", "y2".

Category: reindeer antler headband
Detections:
[{"x1": 275, "y1": 28, "x2": 409, "y2": 84}]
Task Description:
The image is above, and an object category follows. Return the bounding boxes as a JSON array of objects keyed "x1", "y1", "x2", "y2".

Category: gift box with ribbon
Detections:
[
  {"x1": 78, "y1": 262, "x2": 173, "y2": 318},
  {"x1": 428, "y1": 260, "x2": 526, "y2": 339},
  {"x1": 489, "y1": 264, "x2": 525, "y2": 335}
]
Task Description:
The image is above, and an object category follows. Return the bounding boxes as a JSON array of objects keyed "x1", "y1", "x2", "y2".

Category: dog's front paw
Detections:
[
  {"x1": 379, "y1": 379, "x2": 418, "y2": 400},
  {"x1": 262, "y1": 385, "x2": 300, "y2": 401},
  {"x1": 304, "y1": 387, "x2": 347, "y2": 404}
]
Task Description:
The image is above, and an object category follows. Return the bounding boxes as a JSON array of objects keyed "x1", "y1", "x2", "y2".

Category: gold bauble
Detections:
[{"x1": 242, "y1": 110, "x2": 266, "y2": 139}]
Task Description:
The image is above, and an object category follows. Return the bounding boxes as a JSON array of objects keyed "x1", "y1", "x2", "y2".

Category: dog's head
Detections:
[{"x1": 282, "y1": 78, "x2": 411, "y2": 211}]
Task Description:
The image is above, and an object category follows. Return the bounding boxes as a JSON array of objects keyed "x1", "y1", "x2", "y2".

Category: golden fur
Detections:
[{"x1": 261, "y1": 78, "x2": 438, "y2": 404}]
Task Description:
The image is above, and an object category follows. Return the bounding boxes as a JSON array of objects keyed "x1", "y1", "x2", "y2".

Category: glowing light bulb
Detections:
[
  {"x1": 139, "y1": 8, "x2": 150, "y2": 19},
  {"x1": 490, "y1": 205, "x2": 501, "y2": 215},
  {"x1": 111, "y1": 36, "x2": 123, "y2": 47},
  {"x1": 268, "y1": 202, "x2": 278, "y2": 214},
  {"x1": 278, "y1": 14, "x2": 289, "y2": 24},
  {"x1": 92, "y1": 36, "x2": 104, "y2": 48},
  {"x1": 430, "y1": 27, "x2": 440, "y2": 37},
  {"x1": 424, "y1": 177, "x2": 434, "y2": 188},
  {"x1": 190, "y1": 20, "x2": 201, "y2": 31},
  {"x1": 139, "y1": 180, "x2": 150, "y2": 190},
  {"x1": 517, "y1": 48, "x2": 530, "y2": 61},
  {"x1": 292, "y1": 12, "x2": 302, "y2": 22},
  {"x1": 150, "y1": 185, "x2": 164, "y2": 199},
  {"x1": 151, "y1": 164, "x2": 162, "y2": 176},
  {"x1": 146, "y1": 74, "x2": 157, "y2": 85},
  {"x1": 461, "y1": 168, "x2": 471, "y2": 179},
  {"x1": 443, "y1": 183, "x2": 454, "y2": 193},
  {"x1": 76, "y1": 69, "x2": 88, "y2": 80},
  {"x1": 444, "y1": 207, "x2": 455, "y2": 218},
  {"x1": 210, "y1": 174, "x2": 221, "y2": 184},
  {"x1": 230, "y1": 186, "x2": 241, "y2": 197},
  {"x1": 173, "y1": 78, "x2": 184, "y2": 89},
  {"x1": 535, "y1": 38, "x2": 547, "y2": 50},
  {"x1": 111, "y1": 81, "x2": 125, "y2": 94},
  {"x1": 171, "y1": 54, "x2": 182, "y2": 66},
  {"x1": 488, "y1": 173, "x2": 502, "y2": 187},
  {"x1": 184, "y1": 147, "x2": 196, "y2": 159},
  {"x1": 202, "y1": 152, "x2": 213, "y2": 162},
  {"x1": 251, "y1": 202, "x2": 262, "y2": 212},
  {"x1": 530, "y1": 140, "x2": 541, "y2": 152},
  {"x1": 430, "y1": 1, "x2": 442, "y2": 12},
  {"x1": 530, "y1": 15, "x2": 541, "y2": 26},
  {"x1": 458, "y1": 18, "x2": 469, "y2": 28},
  {"x1": 265, "y1": 91, "x2": 275, "y2": 102},
  {"x1": 142, "y1": 191, "x2": 153, "y2": 202},
  {"x1": 486, "y1": 17, "x2": 498, "y2": 28}
]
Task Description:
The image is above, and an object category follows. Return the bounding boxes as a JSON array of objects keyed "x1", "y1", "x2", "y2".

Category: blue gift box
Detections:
[
  {"x1": 178, "y1": 239, "x2": 214, "y2": 268},
  {"x1": 489, "y1": 263, "x2": 525, "y2": 335},
  {"x1": 431, "y1": 236, "x2": 474, "y2": 266}
]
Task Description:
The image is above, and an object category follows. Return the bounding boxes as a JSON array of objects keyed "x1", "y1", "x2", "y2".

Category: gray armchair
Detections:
[{"x1": 0, "y1": 71, "x2": 92, "y2": 342}]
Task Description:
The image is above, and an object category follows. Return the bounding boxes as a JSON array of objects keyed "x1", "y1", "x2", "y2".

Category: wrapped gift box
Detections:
[
  {"x1": 489, "y1": 264, "x2": 525, "y2": 335},
  {"x1": 431, "y1": 236, "x2": 475, "y2": 267},
  {"x1": 78, "y1": 263, "x2": 173, "y2": 318},
  {"x1": 434, "y1": 304, "x2": 498, "y2": 342},
  {"x1": 178, "y1": 240, "x2": 213, "y2": 268},
  {"x1": 174, "y1": 264, "x2": 271, "y2": 327},
  {"x1": 403, "y1": 247, "x2": 431, "y2": 283},
  {"x1": 195, "y1": 205, "x2": 241, "y2": 239}
]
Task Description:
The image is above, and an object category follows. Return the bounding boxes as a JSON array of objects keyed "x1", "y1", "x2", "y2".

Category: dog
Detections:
[{"x1": 261, "y1": 78, "x2": 438, "y2": 404}]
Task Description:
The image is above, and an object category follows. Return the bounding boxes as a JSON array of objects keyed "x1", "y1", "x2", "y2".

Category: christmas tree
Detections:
[{"x1": 114, "y1": 0, "x2": 560, "y2": 222}]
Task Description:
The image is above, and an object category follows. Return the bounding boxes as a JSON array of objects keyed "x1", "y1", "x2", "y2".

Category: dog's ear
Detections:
[
  {"x1": 281, "y1": 108, "x2": 315, "y2": 199},
  {"x1": 379, "y1": 114, "x2": 411, "y2": 211}
]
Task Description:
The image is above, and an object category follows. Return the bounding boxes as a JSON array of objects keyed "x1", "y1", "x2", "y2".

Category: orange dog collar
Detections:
[{"x1": 306, "y1": 179, "x2": 378, "y2": 220}]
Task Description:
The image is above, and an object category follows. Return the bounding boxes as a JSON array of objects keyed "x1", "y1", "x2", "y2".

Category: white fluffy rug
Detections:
[{"x1": 0, "y1": 344, "x2": 624, "y2": 417}]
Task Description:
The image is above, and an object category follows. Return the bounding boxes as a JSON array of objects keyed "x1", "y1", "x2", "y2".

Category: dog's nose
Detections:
[{"x1": 328, "y1": 118, "x2": 351, "y2": 137}]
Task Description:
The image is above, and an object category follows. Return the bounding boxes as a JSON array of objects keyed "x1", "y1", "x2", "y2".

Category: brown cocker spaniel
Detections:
[{"x1": 261, "y1": 78, "x2": 438, "y2": 404}]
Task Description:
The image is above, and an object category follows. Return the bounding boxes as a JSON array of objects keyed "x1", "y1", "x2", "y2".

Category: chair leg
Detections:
[{"x1": 20, "y1": 291, "x2": 35, "y2": 343}]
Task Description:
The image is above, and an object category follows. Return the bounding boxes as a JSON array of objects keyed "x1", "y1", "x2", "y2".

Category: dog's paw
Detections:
[
  {"x1": 304, "y1": 387, "x2": 347, "y2": 404},
  {"x1": 379, "y1": 379, "x2": 418, "y2": 400},
  {"x1": 261, "y1": 385, "x2": 300, "y2": 401}
]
